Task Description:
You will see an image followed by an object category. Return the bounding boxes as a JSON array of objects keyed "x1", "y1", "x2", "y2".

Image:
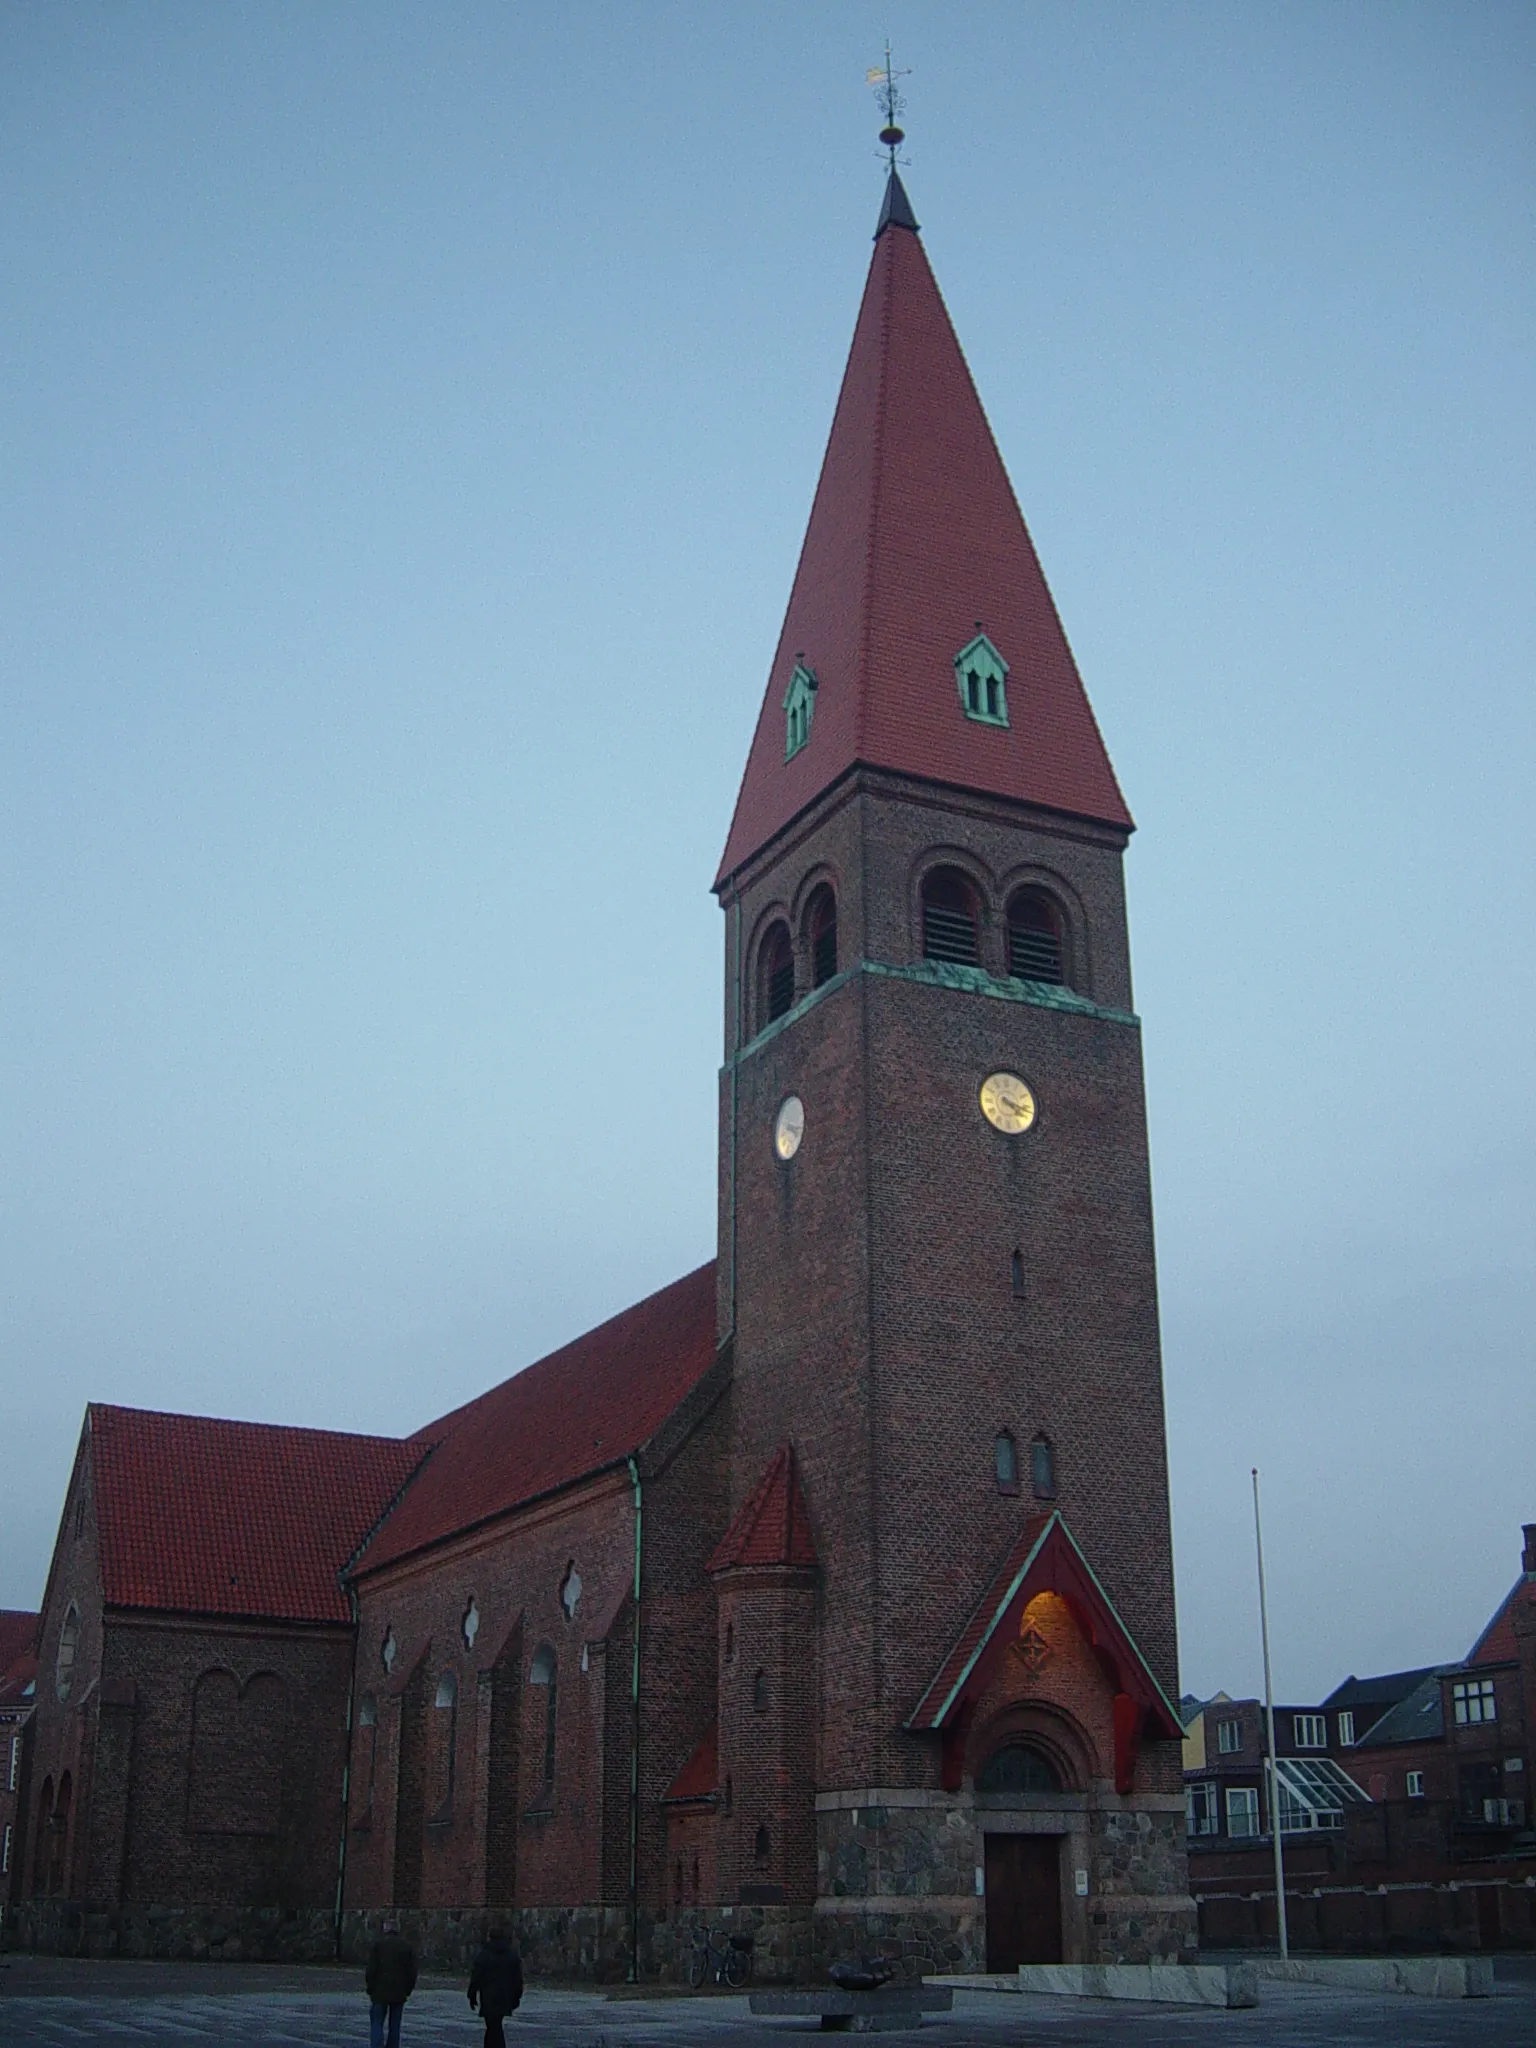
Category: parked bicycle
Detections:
[{"x1": 684, "y1": 1924, "x2": 754, "y2": 1989}]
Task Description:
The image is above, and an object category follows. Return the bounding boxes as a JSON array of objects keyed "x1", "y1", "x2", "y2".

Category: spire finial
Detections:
[{"x1": 867, "y1": 43, "x2": 910, "y2": 167}]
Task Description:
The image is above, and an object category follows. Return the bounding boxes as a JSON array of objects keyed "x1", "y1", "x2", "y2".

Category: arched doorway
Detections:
[{"x1": 977, "y1": 1745, "x2": 1064, "y2": 1970}]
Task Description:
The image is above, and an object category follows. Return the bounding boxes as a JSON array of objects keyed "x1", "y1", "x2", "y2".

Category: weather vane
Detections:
[{"x1": 867, "y1": 42, "x2": 911, "y2": 167}]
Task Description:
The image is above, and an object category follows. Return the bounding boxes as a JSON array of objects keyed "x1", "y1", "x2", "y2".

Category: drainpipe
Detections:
[
  {"x1": 335, "y1": 1584, "x2": 360, "y2": 1961},
  {"x1": 727, "y1": 888, "x2": 742, "y2": 1340},
  {"x1": 626, "y1": 1455, "x2": 644, "y2": 1983}
]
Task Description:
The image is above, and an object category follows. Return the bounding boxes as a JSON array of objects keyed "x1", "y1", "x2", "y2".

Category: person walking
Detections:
[
  {"x1": 364, "y1": 1918, "x2": 418, "y2": 2048},
  {"x1": 467, "y1": 1924, "x2": 524, "y2": 2047}
]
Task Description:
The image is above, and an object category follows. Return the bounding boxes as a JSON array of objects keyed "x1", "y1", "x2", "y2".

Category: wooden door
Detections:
[{"x1": 984, "y1": 1832, "x2": 1063, "y2": 1969}]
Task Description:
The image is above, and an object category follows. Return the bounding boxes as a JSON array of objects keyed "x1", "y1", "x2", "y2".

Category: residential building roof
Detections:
[
  {"x1": 715, "y1": 170, "x2": 1130, "y2": 888},
  {"x1": 88, "y1": 1404, "x2": 423, "y2": 1624},
  {"x1": 1353, "y1": 1668, "x2": 1451, "y2": 1747},
  {"x1": 707, "y1": 1443, "x2": 818, "y2": 1573},
  {"x1": 0, "y1": 1611, "x2": 37, "y2": 1672},
  {"x1": 1467, "y1": 1574, "x2": 1534, "y2": 1666},
  {"x1": 1323, "y1": 1667, "x2": 1440, "y2": 1714},
  {"x1": 356, "y1": 1263, "x2": 719, "y2": 1575}
]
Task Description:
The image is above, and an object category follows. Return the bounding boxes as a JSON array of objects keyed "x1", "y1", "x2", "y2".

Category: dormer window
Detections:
[
  {"x1": 783, "y1": 661, "x2": 818, "y2": 759},
  {"x1": 954, "y1": 632, "x2": 1009, "y2": 727}
]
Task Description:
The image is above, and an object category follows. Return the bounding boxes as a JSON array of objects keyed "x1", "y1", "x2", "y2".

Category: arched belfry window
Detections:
[
  {"x1": 921, "y1": 868, "x2": 981, "y2": 967},
  {"x1": 783, "y1": 660, "x2": 818, "y2": 760},
  {"x1": 1007, "y1": 889, "x2": 1068, "y2": 987},
  {"x1": 805, "y1": 884, "x2": 838, "y2": 989},
  {"x1": 757, "y1": 920, "x2": 795, "y2": 1028},
  {"x1": 954, "y1": 631, "x2": 1010, "y2": 727}
]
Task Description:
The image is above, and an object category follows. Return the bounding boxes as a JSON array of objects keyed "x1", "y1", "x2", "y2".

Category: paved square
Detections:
[{"x1": 0, "y1": 1959, "x2": 1533, "y2": 2047}]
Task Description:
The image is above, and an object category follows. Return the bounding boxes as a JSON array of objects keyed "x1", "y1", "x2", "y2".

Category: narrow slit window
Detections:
[
  {"x1": 1031, "y1": 1434, "x2": 1056, "y2": 1499},
  {"x1": 529, "y1": 1645, "x2": 558, "y2": 1787},
  {"x1": 1011, "y1": 1249, "x2": 1025, "y2": 1298}
]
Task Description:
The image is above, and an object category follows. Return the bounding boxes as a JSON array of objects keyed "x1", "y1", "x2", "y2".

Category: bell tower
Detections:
[{"x1": 712, "y1": 168, "x2": 1193, "y2": 1970}]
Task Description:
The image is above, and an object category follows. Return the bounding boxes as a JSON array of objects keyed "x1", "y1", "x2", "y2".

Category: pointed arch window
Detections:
[
  {"x1": 921, "y1": 868, "x2": 981, "y2": 966},
  {"x1": 1007, "y1": 889, "x2": 1068, "y2": 987},
  {"x1": 433, "y1": 1671, "x2": 458, "y2": 1818},
  {"x1": 804, "y1": 884, "x2": 838, "y2": 989},
  {"x1": 783, "y1": 661, "x2": 818, "y2": 760},
  {"x1": 994, "y1": 1431, "x2": 1019, "y2": 1492},
  {"x1": 529, "y1": 1645, "x2": 558, "y2": 1788},
  {"x1": 758, "y1": 921, "x2": 795, "y2": 1027},
  {"x1": 954, "y1": 632, "x2": 1009, "y2": 727},
  {"x1": 1031, "y1": 1434, "x2": 1057, "y2": 1500},
  {"x1": 55, "y1": 1604, "x2": 80, "y2": 1702}
]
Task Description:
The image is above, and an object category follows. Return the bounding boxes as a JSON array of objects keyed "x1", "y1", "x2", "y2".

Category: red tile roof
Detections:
[
  {"x1": 356, "y1": 1264, "x2": 719, "y2": 1576},
  {"x1": 89, "y1": 1406, "x2": 423, "y2": 1624},
  {"x1": 707, "y1": 1444, "x2": 818, "y2": 1573},
  {"x1": 906, "y1": 1510, "x2": 1180, "y2": 1742},
  {"x1": 716, "y1": 180, "x2": 1131, "y2": 887},
  {"x1": 664, "y1": 1725, "x2": 719, "y2": 1803}
]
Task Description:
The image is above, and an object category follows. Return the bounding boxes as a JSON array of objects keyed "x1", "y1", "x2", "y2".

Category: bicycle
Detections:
[{"x1": 684, "y1": 1923, "x2": 754, "y2": 1989}]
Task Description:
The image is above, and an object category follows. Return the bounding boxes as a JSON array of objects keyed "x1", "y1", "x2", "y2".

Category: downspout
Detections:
[
  {"x1": 727, "y1": 887, "x2": 742, "y2": 1339},
  {"x1": 625, "y1": 1454, "x2": 644, "y2": 1983},
  {"x1": 334, "y1": 1584, "x2": 359, "y2": 1960}
]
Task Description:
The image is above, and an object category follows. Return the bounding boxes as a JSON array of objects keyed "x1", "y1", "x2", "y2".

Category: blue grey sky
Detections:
[{"x1": 3, "y1": 4, "x2": 1531, "y2": 1703}]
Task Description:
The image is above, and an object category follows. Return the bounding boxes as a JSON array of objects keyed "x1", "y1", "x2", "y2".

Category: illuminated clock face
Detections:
[
  {"x1": 774, "y1": 1095, "x2": 805, "y2": 1161},
  {"x1": 980, "y1": 1071, "x2": 1037, "y2": 1135}
]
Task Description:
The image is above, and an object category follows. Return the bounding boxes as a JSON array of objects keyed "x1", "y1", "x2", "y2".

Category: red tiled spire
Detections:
[
  {"x1": 707, "y1": 1443, "x2": 818, "y2": 1573},
  {"x1": 716, "y1": 172, "x2": 1131, "y2": 888}
]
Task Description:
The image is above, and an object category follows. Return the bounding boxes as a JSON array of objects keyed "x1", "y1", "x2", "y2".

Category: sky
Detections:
[{"x1": 2, "y1": 3, "x2": 1532, "y2": 1705}]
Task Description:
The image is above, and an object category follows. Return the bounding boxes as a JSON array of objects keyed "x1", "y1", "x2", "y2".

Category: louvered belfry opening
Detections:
[
  {"x1": 759, "y1": 920, "x2": 795, "y2": 1026},
  {"x1": 921, "y1": 868, "x2": 980, "y2": 966},
  {"x1": 806, "y1": 884, "x2": 838, "y2": 989},
  {"x1": 1007, "y1": 889, "x2": 1066, "y2": 986}
]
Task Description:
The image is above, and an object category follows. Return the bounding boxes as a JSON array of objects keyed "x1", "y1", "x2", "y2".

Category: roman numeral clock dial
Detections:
[{"x1": 980, "y1": 1071, "x2": 1037, "y2": 1135}]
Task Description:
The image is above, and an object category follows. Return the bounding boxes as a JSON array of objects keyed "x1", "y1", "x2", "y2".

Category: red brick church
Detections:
[{"x1": 16, "y1": 168, "x2": 1194, "y2": 1979}]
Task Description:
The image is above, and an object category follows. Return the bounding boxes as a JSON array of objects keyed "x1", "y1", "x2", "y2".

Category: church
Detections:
[{"x1": 15, "y1": 165, "x2": 1194, "y2": 1981}]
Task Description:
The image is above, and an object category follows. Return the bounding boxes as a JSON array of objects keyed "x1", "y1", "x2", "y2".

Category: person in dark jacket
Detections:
[
  {"x1": 467, "y1": 1925, "x2": 524, "y2": 2047},
  {"x1": 364, "y1": 1919, "x2": 418, "y2": 2048}
]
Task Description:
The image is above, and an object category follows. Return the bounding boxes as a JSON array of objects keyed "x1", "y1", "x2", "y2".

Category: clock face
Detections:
[
  {"x1": 980, "y1": 1071, "x2": 1037, "y2": 1135},
  {"x1": 774, "y1": 1095, "x2": 805, "y2": 1161}
]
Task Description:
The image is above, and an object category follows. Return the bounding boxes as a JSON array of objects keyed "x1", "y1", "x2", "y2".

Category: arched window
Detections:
[
  {"x1": 977, "y1": 1744, "x2": 1060, "y2": 1794},
  {"x1": 758, "y1": 921, "x2": 795, "y2": 1027},
  {"x1": 55, "y1": 1604, "x2": 79, "y2": 1702},
  {"x1": 529, "y1": 1645, "x2": 558, "y2": 1787},
  {"x1": 1031, "y1": 1434, "x2": 1057, "y2": 1500},
  {"x1": 994, "y1": 1432, "x2": 1018, "y2": 1491},
  {"x1": 723, "y1": 1773, "x2": 733, "y2": 1813},
  {"x1": 1011, "y1": 1249, "x2": 1026, "y2": 1299},
  {"x1": 804, "y1": 884, "x2": 838, "y2": 989},
  {"x1": 754, "y1": 1823, "x2": 771, "y2": 1862},
  {"x1": 752, "y1": 1669, "x2": 769, "y2": 1712},
  {"x1": 921, "y1": 868, "x2": 981, "y2": 966},
  {"x1": 1006, "y1": 889, "x2": 1068, "y2": 987}
]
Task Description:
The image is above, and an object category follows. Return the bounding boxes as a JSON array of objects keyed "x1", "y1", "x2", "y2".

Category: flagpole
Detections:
[{"x1": 1252, "y1": 1467, "x2": 1289, "y2": 1958}]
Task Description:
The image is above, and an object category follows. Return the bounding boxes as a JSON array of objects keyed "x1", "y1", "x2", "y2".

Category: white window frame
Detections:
[
  {"x1": 1336, "y1": 1711, "x2": 1355, "y2": 1746},
  {"x1": 7, "y1": 1733, "x2": 18, "y2": 1792},
  {"x1": 1216, "y1": 1718, "x2": 1242, "y2": 1754},
  {"x1": 1293, "y1": 1713, "x2": 1327, "y2": 1749},
  {"x1": 1226, "y1": 1785, "x2": 1261, "y2": 1839},
  {"x1": 1186, "y1": 1780, "x2": 1219, "y2": 1837},
  {"x1": 1406, "y1": 1770, "x2": 1425, "y2": 1798},
  {"x1": 1, "y1": 1821, "x2": 10, "y2": 1873},
  {"x1": 1452, "y1": 1678, "x2": 1496, "y2": 1726}
]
